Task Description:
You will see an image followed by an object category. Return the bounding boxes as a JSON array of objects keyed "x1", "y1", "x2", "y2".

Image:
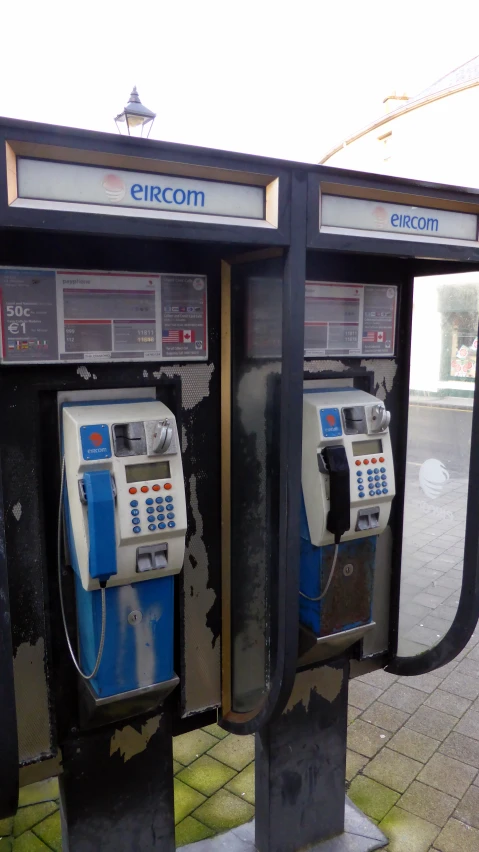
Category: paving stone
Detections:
[
  {"x1": 12, "y1": 834, "x2": 51, "y2": 852},
  {"x1": 379, "y1": 806, "x2": 439, "y2": 852},
  {"x1": 175, "y1": 816, "x2": 215, "y2": 847},
  {"x1": 360, "y1": 701, "x2": 409, "y2": 733},
  {"x1": 435, "y1": 817, "x2": 479, "y2": 852},
  {"x1": 13, "y1": 804, "x2": 57, "y2": 839},
  {"x1": 348, "y1": 776, "x2": 399, "y2": 821},
  {"x1": 440, "y1": 731, "x2": 479, "y2": 769},
  {"x1": 18, "y1": 780, "x2": 59, "y2": 808},
  {"x1": 417, "y1": 752, "x2": 477, "y2": 798},
  {"x1": 347, "y1": 719, "x2": 391, "y2": 758},
  {"x1": 387, "y1": 727, "x2": 439, "y2": 763},
  {"x1": 192, "y1": 789, "x2": 254, "y2": 832},
  {"x1": 406, "y1": 706, "x2": 457, "y2": 741},
  {"x1": 453, "y1": 783, "x2": 479, "y2": 829},
  {"x1": 173, "y1": 778, "x2": 206, "y2": 824},
  {"x1": 177, "y1": 755, "x2": 237, "y2": 797},
  {"x1": 347, "y1": 705, "x2": 361, "y2": 724},
  {"x1": 455, "y1": 658, "x2": 479, "y2": 680},
  {"x1": 424, "y1": 688, "x2": 472, "y2": 719},
  {"x1": 454, "y1": 708, "x2": 479, "y2": 742},
  {"x1": 430, "y1": 660, "x2": 459, "y2": 680},
  {"x1": 225, "y1": 762, "x2": 255, "y2": 805},
  {"x1": 412, "y1": 592, "x2": 447, "y2": 609},
  {"x1": 207, "y1": 734, "x2": 254, "y2": 772},
  {"x1": 363, "y1": 747, "x2": 422, "y2": 793},
  {"x1": 441, "y1": 671, "x2": 479, "y2": 700},
  {"x1": 398, "y1": 673, "x2": 443, "y2": 694},
  {"x1": 356, "y1": 669, "x2": 396, "y2": 690},
  {"x1": 348, "y1": 680, "x2": 383, "y2": 710},
  {"x1": 173, "y1": 730, "x2": 219, "y2": 766},
  {"x1": 0, "y1": 818, "x2": 13, "y2": 837},
  {"x1": 397, "y1": 781, "x2": 458, "y2": 827},
  {"x1": 31, "y1": 812, "x2": 61, "y2": 852},
  {"x1": 202, "y1": 723, "x2": 229, "y2": 740},
  {"x1": 466, "y1": 643, "x2": 479, "y2": 661},
  {"x1": 173, "y1": 760, "x2": 183, "y2": 774},
  {"x1": 381, "y1": 683, "x2": 429, "y2": 714},
  {"x1": 345, "y1": 750, "x2": 368, "y2": 782},
  {"x1": 0, "y1": 840, "x2": 11, "y2": 851}
]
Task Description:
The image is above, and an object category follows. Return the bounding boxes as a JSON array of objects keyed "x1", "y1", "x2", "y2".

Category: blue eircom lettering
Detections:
[
  {"x1": 130, "y1": 183, "x2": 205, "y2": 208},
  {"x1": 390, "y1": 211, "x2": 439, "y2": 233}
]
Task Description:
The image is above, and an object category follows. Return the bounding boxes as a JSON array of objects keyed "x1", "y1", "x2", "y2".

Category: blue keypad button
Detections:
[
  {"x1": 147, "y1": 523, "x2": 156, "y2": 531},
  {"x1": 382, "y1": 488, "x2": 388, "y2": 494},
  {"x1": 380, "y1": 467, "x2": 386, "y2": 473},
  {"x1": 359, "y1": 493, "x2": 365, "y2": 498},
  {"x1": 167, "y1": 511, "x2": 175, "y2": 518},
  {"x1": 146, "y1": 498, "x2": 154, "y2": 505},
  {"x1": 131, "y1": 509, "x2": 140, "y2": 517},
  {"x1": 374, "y1": 468, "x2": 379, "y2": 474},
  {"x1": 356, "y1": 470, "x2": 362, "y2": 477},
  {"x1": 157, "y1": 513, "x2": 165, "y2": 521},
  {"x1": 158, "y1": 522, "x2": 166, "y2": 529},
  {"x1": 357, "y1": 477, "x2": 363, "y2": 483},
  {"x1": 131, "y1": 516, "x2": 140, "y2": 524},
  {"x1": 374, "y1": 475, "x2": 379, "y2": 481},
  {"x1": 130, "y1": 499, "x2": 138, "y2": 507},
  {"x1": 375, "y1": 489, "x2": 381, "y2": 495},
  {"x1": 381, "y1": 474, "x2": 387, "y2": 480},
  {"x1": 367, "y1": 469, "x2": 372, "y2": 475},
  {"x1": 168, "y1": 521, "x2": 176, "y2": 527},
  {"x1": 133, "y1": 526, "x2": 141, "y2": 534},
  {"x1": 358, "y1": 485, "x2": 364, "y2": 492},
  {"x1": 369, "y1": 490, "x2": 375, "y2": 496},
  {"x1": 368, "y1": 476, "x2": 373, "y2": 482},
  {"x1": 165, "y1": 496, "x2": 173, "y2": 503},
  {"x1": 147, "y1": 516, "x2": 155, "y2": 524},
  {"x1": 168, "y1": 504, "x2": 175, "y2": 511},
  {"x1": 155, "y1": 497, "x2": 164, "y2": 504}
]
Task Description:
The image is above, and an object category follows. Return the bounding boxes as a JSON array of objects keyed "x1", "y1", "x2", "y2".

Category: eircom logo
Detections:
[{"x1": 102, "y1": 174, "x2": 126, "y2": 202}]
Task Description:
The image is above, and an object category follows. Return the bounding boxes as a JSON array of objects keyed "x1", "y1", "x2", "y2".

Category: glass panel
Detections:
[
  {"x1": 230, "y1": 259, "x2": 283, "y2": 712},
  {"x1": 398, "y1": 273, "x2": 477, "y2": 656}
]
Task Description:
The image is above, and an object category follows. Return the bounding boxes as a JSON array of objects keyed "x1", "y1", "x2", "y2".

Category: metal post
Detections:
[{"x1": 59, "y1": 710, "x2": 175, "y2": 851}]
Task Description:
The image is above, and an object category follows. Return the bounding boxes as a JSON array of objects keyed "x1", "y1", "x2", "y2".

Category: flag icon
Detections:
[{"x1": 162, "y1": 329, "x2": 196, "y2": 344}]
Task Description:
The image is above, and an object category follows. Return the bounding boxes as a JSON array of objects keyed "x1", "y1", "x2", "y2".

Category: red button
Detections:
[
  {"x1": 141, "y1": 486, "x2": 149, "y2": 493},
  {"x1": 355, "y1": 460, "x2": 361, "y2": 466},
  {"x1": 363, "y1": 459, "x2": 369, "y2": 465},
  {"x1": 152, "y1": 484, "x2": 160, "y2": 491},
  {"x1": 371, "y1": 458, "x2": 377, "y2": 464},
  {"x1": 129, "y1": 487, "x2": 137, "y2": 494},
  {"x1": 164, "y1": 483, "x2": 172, "y2": 490},
  {"x1": 379, "y1": 457, "x2": 384, "y2": 462},
  {"x1": 326, "y1": 414, "x2": 336, "y2": 426}
]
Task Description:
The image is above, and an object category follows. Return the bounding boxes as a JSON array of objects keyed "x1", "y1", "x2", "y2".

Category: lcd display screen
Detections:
[
  {"x1": 352, "y1": 439, "x2": 383, "y2": 457},
  {"x1": 125, "y1": 461, "x2": 171, "y2": 483}
]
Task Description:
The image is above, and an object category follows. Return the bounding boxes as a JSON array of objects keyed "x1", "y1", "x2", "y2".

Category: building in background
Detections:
[{"x1": 321, "y1": 57, "x2": 479, "y2": 398}]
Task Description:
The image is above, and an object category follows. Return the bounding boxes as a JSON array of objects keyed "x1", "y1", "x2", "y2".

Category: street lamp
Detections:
[{"x1": 114, "y1": 87, "x2": 156, "y2": 137}]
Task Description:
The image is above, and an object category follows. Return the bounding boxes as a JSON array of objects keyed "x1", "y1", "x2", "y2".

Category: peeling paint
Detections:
[
  {"x1": 12, "y1": 502, "x2": 22, "y2": 521},
  {"x1": 359, "y1": 359, "x2": 397, "y2": 401},
  {"x1": 76, "y1": 366, "x2": 92, "y2": 381},
  {"x1": 304, "y1": 360, "x2": 349, "y2": 375},
  {"x1": 143, "y1": 369, "x2": 149, "y2": 378},
  {"x1": 14, "y1": 639, "x2": 51, "y2": 762},
  {"x1": 285, "y1": 666, "x2": 343, "y2": 713},
  {"x1": 184, "y1": 473, "x2": 219, "y2": 710},
  {"x1": 152, "y1": 363, "x2": 214, "y2": 409},
  {"x1": 110, "y1": 715, "x2": 161, "y2": 763}
]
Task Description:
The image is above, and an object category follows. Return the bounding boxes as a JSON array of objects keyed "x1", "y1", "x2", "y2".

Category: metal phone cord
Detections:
[
  {"x1": 57, "y1": 457, "x2": 107, "y2": 680},
  {"x1": 299, "y1": 543, "x2": 339, "y2": 602}
]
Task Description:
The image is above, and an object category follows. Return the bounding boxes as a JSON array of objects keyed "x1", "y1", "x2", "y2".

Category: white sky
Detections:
[{"x1": 2, "y1": 0, "x2": 479, "y2": 163}]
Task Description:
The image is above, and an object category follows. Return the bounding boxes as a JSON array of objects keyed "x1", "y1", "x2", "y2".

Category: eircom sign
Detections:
[
  {"x1": 321, "y1": 195, "x2": 478, "y2": 242},
  {"x1": 16, "y1": 158, "x2": 265, "y2": 221}
]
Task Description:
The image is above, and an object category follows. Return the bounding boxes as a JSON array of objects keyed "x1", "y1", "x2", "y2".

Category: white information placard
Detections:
[{"x1": 0, "y1": 268, "x2": 208, "y2": 364}]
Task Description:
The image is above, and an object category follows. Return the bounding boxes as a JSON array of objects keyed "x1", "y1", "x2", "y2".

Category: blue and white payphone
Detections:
[
  {"x1": 59, "y1": 399, "x2": 186, "y2": 709},
  {"x1": 300, "y1": 389, "x2": 395, "y2": 657}
]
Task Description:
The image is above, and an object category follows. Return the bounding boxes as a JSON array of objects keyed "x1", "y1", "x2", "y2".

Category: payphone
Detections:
[
  {"x1": 59, "y1": 399, "x2": 186, "y2": 707},
  {"x1": 300, "y1": 388, "x2": 395, "y2": 656}
]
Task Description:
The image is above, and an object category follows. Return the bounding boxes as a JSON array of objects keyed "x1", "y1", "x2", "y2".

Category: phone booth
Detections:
[{"x1": 1, "y1": 117, "x2": 479, "y2": 852}]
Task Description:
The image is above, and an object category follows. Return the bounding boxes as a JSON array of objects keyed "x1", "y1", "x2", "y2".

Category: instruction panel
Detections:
[
  {"x1": 305, "y1": 282, "x2": 397, "y2": 357},
  {"x1": 247, "y1": 280, "x2": 397, "y2": 358},
  {"x1": 0, "y1": 268, "x2": 208, "y2": 364}
]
